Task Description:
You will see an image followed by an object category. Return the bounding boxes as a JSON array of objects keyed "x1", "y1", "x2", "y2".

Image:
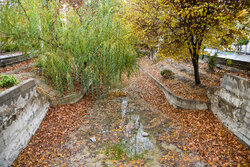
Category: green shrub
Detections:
[
  {"x1": 226, "y1": 59, "x2": 232, "y2": 66},
  {"x1": 208, "y1": 53, "x2": 218, "y2": 71},
  {"x1": 35, "y1": 55, "x2": 47, "y2": 69},
  {"x1": 0, "y1": 40, "x2": 19, "y2": 52},
  {"x1": 0, "y1": 0, "x2": 137, "y2": 94},
  {"x1": 105, "y1": 142, "x2": 126, "y2": 160},
  {"x1": 0, "y1": 75, "x2": 18, "y2": 88},
  {"x1": 160, "y1": 69, "x2": 174, "y2": 79}
]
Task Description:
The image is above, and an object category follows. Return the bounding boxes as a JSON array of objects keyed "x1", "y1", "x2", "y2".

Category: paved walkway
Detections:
[{"x1": 205, "y1": 48, "x2": 250, "y2": 63}]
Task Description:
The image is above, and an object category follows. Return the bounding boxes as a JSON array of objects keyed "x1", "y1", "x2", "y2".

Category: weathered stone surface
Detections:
[
  {"x1": 219, "y1": 89, "x2": 243, "y2": 108},
  {"x1": 0, "y1": 79, "x2": 49, "y2": 167},
  {"x1": 221, "y1": 74, "x2": 250, "y2": 99},
  {"x1": 209, "y1": 74, "x2": 250, "y2": 146},
  {"x1": 0, "y1": 52, "x2": 37, "y2": 67}
]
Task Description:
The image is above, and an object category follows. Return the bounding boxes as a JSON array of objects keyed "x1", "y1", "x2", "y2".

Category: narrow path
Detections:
[
  {"x1": 13, "y1": 69, "x2": 249, "y2": 166},
  {"x1": 205, "y1": 48, "x2": 250, "y2": 62}
]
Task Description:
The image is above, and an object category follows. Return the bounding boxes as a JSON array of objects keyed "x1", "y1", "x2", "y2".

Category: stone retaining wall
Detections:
[
  {"x1": 208, "y1": 74, "x2": 250, "y2": 146},
  {"x1": 0, "y1": 52, "x2": 37, "y2": 67},
  {"x1": 0, "y1": 79, "x2": 49, "y2": 167},
  {"x1": 139, "y1": 66, "x2": 208, "y2": 110},
  {"x1": 216, "y1": 57, "x2": 250, "y2": 71},
  {"x1": 204, "y1": 55, "x2": 250, "y2": 71}
]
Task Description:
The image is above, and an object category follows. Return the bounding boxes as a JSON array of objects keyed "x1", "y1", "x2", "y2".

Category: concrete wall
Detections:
[
  {"x1": 0, "y1": 52, "x2": 37, "y2": 67},
  {"x1": 139, "y1": 66, "x2": 208, "y2": 110},
  {"x1": 216, "y1": 57, "x2": 250, "y2": 71},
  {"x1": 209, "y1": 74, "x2": 250, "y2": 146},
  {"x1": 0, "y1": 79, "x2": 49, "y2": 167}
]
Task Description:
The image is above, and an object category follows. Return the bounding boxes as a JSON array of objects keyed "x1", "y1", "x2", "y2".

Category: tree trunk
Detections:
[{"x1": 191, "y1": 54, "x2": 201, "y2": 85}]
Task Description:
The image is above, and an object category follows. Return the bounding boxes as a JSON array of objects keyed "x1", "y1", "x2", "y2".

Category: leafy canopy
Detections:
[{"x1": 126, "y1": 0, "x2": 249, "y2": 84}]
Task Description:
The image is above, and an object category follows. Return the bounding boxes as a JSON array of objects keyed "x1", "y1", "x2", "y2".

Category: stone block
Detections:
[
  {"x1": 247, "y1": 132, "x2": 250, "y2": 140},
  {"x1": 246, "y1": 111, "x2": 250, "y2": 119},
  {"x1": 243, "y1": 117, "x2": 249, "y2": 125},
  {"x1": 221, "y1": 74, "x2": 249, "y2": 99},
  {"x1": 219, "y1": 88, "x2": 243, "y2": 108}
]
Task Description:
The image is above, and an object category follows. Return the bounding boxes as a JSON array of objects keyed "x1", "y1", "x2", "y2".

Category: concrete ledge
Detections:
[
  {"x1": 221, "y1": 74, "x2": 249, "y2": 99},
  {"x1": 0, "y1": 79, "x2": 36, "y2": 107},
  {"x1": 0, "y1": 52, "x2": 37, "y2": 67},
  {"x1": 0, "y1": 79, "x2": 49, "y2": 167},
  {"x1": 47, "y1": 82, "x2": 91, "y2": 106},
  {"x1": 50, "y1": 91, "x2": 85, "y2": 106},
  {"x1": 139, "y1": 66, "x2": 208, "y2": 110}
]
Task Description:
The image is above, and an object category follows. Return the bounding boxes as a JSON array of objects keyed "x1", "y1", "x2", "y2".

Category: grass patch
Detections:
[
  {"x1": 104, "y1": 141, "x2": 145, "y2": 162},
  {"x1": 105, "y1": 142, "x2": 126, "y2": 160},
  {"x1": 0, "y1": 75, "x2": 18, "y2": 88}
]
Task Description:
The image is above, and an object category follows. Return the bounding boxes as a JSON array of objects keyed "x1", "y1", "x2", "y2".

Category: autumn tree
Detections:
[{"x1": 126, "y1": 0, "x2": 249, "y2": 84}]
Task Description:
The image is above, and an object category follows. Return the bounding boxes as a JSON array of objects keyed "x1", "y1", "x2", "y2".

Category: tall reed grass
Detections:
[{"x1": 0, "y1": 0, "x2": 136, "y2": 93}]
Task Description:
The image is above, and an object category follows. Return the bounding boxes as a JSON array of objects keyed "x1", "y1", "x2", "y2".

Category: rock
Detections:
[
  {"x1": 90, "y1": 137, "x2": 96, "y2": 142},
  {"x1": 216, "y1": 64, "x2": 224, "y2": 70},
  {"x1": 194, "y1": 162, "x2": 205, "y2": 167},
  {"x1": 227, "y1": 67, "x2": 241, "y2": 73},
  {"x1": 142, "y1": 132, "x2": 149, "y2": 137}
]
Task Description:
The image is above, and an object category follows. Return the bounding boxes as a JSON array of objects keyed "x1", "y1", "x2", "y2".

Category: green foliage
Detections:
[
  {"x1": 0, "y1": 0, "x2": 136, "y2": 93},
  {"x1": 104, "y1": 141, "x2": 145, "y2": 161},
  {"x1": 0, "y1": 40, "x2": 19, "y2": 52},
  {"x1": 0, "y1": 75, "x2": 18, "y2": 88},
  {"x1": 136, "y1": 49, "x2": 150, "y2": 58},
  {"x1": 226, "y1": 59, "x2": 233, "y2": 66},
  {"x1": 208, "y1": 53, "x2": 218, "y2": 70},
  {"x1": 237, "y1": 37, "x2": 249, "y2": 46},
  {"x1": 105, "y1": 142, "x2": 126, "y2": 160},
  {"x1": 35, "y1": 54, "x2": 46, "y2": 69},
  {"x1": 160, "y1": 69, "x2": 174, "y2": 79}
]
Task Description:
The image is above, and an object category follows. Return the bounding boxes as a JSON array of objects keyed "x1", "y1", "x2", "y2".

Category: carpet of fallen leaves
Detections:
[
  {"x1": 12, "y1": 94, "x2": 95, "y2": 167},
  {"x1": 122, "y1": 69, "x2": 250, "y2": 166},
  {"x1": 0, "y1": 58, "x2": 36, "y2": 74}
]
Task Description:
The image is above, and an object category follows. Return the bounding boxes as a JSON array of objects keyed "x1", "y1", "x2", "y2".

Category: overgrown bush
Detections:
[
  {"x1": 160, "y1": 69, "x2": 174, "y2": 79},
  {"x1": 0, "y1": 0, "x2": 136, "y2": 93},
  {"x1": 0, "y1": 75, "x2": 18, "y2": 88},
  {"x1": 226, "y1": 59, "x2": 233, "y2": 66},
  {"x1": 0, "y1": 40, "x2": 19, "y2": 52},
  {"x1": 208, "y1": 53, "x2": 218, "y2": 72}
]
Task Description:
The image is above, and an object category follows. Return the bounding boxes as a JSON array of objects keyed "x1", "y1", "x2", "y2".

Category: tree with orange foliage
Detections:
[{"x1": 126, "y1": 0, "x2": 249, "y2": 84}]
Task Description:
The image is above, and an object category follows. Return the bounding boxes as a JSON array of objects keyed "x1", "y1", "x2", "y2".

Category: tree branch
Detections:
[{"x1": 17, "y1": 0, "x2": 30, "y2": 22}]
